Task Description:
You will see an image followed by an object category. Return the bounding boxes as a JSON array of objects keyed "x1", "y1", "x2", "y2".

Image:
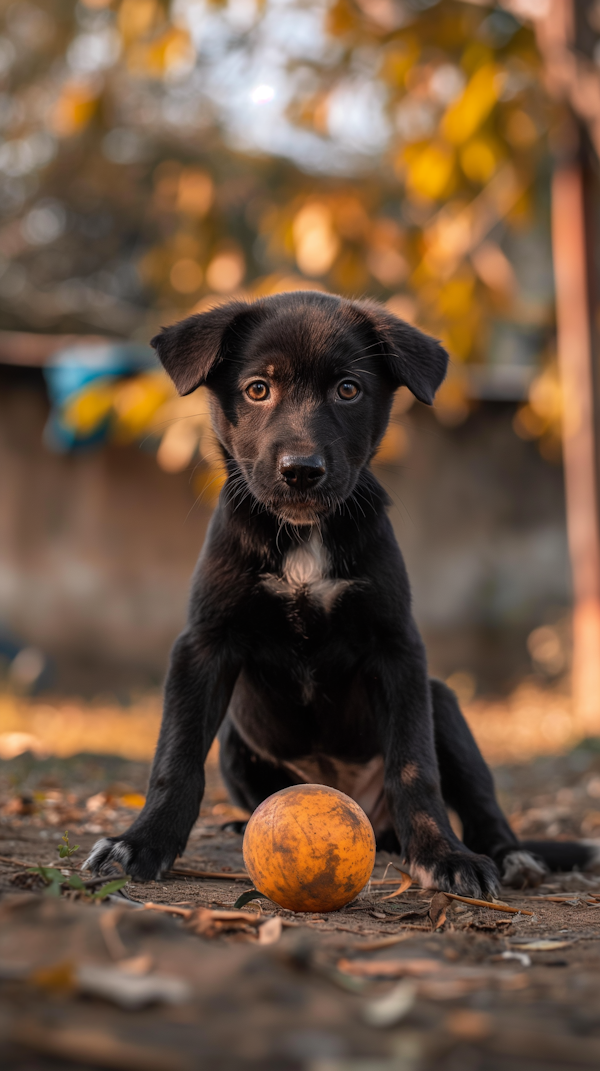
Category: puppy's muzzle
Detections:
[{"x1": 279, "y1": 454, "x2": 326, "y2": 492}]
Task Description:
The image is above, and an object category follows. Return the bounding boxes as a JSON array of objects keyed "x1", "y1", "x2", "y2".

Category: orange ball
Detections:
[{"x1": 243, "y1": 784, "x2": 376, "y2": 913}]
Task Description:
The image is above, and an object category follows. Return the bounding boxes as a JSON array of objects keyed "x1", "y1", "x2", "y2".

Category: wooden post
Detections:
[{"x1": 552, "y1": 153, "x2": 600, "y2": 734}]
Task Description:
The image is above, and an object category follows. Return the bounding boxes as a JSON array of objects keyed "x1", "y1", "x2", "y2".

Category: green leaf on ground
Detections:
[
  {"x1": 234, "y1": 889, "x2": 271, "y2": 909},
  {"x1": 91, "y1": 877, "x2": 130, "y2": 900}
]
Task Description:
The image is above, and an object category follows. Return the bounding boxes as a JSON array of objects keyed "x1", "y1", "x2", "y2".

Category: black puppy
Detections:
[{"x1": 86, "y1": 291, "x2": 598, "y2": 895}]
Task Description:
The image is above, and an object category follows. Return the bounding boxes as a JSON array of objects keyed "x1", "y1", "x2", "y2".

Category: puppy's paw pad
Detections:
[{"x1": 502, "y1": 850, "x2": 547, "y2": 888}]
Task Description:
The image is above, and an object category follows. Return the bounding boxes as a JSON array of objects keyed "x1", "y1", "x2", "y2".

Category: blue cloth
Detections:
[{"x1": 43, "y1": 341, "x2": 157, "y2": 451}]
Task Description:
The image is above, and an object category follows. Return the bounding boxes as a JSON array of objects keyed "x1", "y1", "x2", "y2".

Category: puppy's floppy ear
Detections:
[
  {"x1": 150, "y1": 300, "x2": 258, "y2": 395},
  {"x1": 353, "y1": 300, "x2": 448, "y2": 405}
]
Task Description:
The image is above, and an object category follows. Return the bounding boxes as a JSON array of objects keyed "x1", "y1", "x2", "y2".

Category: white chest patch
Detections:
[{"x1": 261, "y1": 530, "x2": 351, "y2": 612}]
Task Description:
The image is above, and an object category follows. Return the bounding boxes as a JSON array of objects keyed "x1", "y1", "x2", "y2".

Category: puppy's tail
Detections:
[{"x1": 500, "y1": 839, "x2": 600, "y2": 888}]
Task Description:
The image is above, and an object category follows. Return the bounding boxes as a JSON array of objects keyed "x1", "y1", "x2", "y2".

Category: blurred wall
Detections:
[
  {"x1": 0, "y1": 367, "x2": 570, "y2": 696},
  {"x1": 384, "y1": 404, "x2": 570, "y2": 694},
  {"x1": 0, "y1": 367, "x2": 212, "y2": 693}
]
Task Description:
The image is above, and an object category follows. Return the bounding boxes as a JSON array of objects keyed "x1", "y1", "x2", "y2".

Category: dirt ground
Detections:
[{"x1": 2, "y1": 744, "x2": 600, "y2": 1070}]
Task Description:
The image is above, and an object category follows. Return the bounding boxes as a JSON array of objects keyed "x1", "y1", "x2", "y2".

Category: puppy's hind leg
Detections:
[
  {"x1": 218, "y1": 716, "x2": 296, "y2": 823},
  {"x1": 431, "y1": 678, "x2": 546, "y2": 887}
]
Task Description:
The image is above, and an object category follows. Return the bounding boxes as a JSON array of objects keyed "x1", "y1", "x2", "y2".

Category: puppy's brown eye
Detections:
[
  {"x1": 337, "y1": 381, "x2": 360, "y2": 400},
  {"x1": 246, "y1": 381, "x2": 270, "y2": 401}
]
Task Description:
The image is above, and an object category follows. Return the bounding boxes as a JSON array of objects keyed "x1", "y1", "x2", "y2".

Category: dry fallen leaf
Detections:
[
  {"x1": 429, "y1": 892, "x2": 450, "y2": 930},
  {"x1": 445, "y1": 1009, "x2": 494, "y2": 1040},
  {"x1": 257, "y1": 916, "x2": 283, "y2": 945},
  {"x1": 379, "y1": 870, "x2": 413, "y2": 900},
  {"x1": 511, "y1": 939, "x2": 573, "y2": 951},
  {"x1": 185, "y1": 907, "x2": 259, "y2": 938},
  {"x1": 119, "y1": 793, "x2": 146, "y2": 809}
]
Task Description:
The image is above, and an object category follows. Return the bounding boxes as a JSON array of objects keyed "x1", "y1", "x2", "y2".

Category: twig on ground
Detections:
[
  {"x1": 166, "y1": 866, "x2": 249, "y2": 881},
  {"x1": 0, "y1": 854, "x2": 39, "y2": 868},
  {"x1": 444, "y1": 893, "x2": 534, "y2": 916}
]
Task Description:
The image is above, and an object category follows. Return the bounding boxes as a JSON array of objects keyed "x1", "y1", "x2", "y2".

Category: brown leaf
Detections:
[
  {"x1": 445, "y1": 1009, "x2": 493, "y2": 1040},
  {"x1": 257, "y1": 916, "x2": 282, "y2": 945},
  {"x1": 338, "y1": 957, "x2": 442, "y2": 978},
  {"x1": 429, "y1": 892, "x2": 450, "y2": 930},
  {"x1": 379, "y1": 870, "x2": 413, "y2": 900},
  {"x1": 184, "y1": 906, "x2": 261, "y2": 938}
]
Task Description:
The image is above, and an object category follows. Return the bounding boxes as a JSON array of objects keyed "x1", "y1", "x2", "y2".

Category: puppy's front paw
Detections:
[
  {"x1": 412, "y1": 849, "x2": 500, "y2": 899},
  {"x1": 83, "y1": 834, "x2": 175, "y2": 882}
]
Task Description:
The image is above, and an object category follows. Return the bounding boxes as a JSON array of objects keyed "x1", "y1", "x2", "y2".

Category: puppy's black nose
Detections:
[{"x1": 279, "y1": 454, "x2": 326, "y2": 491}]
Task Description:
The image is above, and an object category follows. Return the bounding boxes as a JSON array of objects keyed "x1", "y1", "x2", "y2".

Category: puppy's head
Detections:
[{"x1": 151, "y1": 292, "x2": 448, "y2": 525}]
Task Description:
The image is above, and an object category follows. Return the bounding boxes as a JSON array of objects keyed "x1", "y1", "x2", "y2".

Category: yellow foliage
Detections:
[
  {"x1": 156, "y1": 419, "x2": 198, "y2": 473},
  {"x1": 137, "y1": 247, "x2": 166, "y2": 287},
  {"x1": 112, "y1": 372, "x2": 174, "y2": 441},
  {"x1": 177, "y1": 169, "x2": 214, "y2": 216},
  {"x1": 50, "y1": 83, "x2": 98, "y2": 137},
  {"x1": 529, "y1": 364, "x2": 562, "y2": 424},
  {"x1": 433, "y1": 372, "x2": 470, "y2": 426},
  {"x1": 128, "y1": 27, "x2": 194, "y2": 77},
  {"x1": 326, "y1": 0, "x2": 356, "y2": 37},
  {"x1": 293, "y1": 203, "x2": 340, "y2": 276},
  {"x1": 505, "y1": 109, "x2": 538, "y2": 147},
  {"x1": 374, "y1": 422, "x2": 408, "y2": 465},
  {"x1": 513, "y1": 403, "x2": 546, "y2": 440},
  {"x1": 471, "y1": 240, "x2": 516, "y2": 294},
  {"x1": 380, "y1": 38, "x2": 420, "y2": 87},
  {"x1": 206, "y1": 247, "x2": 246, "y2": 293},
  {"x1": 118, "y1": 0, "x2": 159, "y2": 43},
  {"x1": 513, "y1": 363, "x2": 563, "y2": 462},
  {"x1": 461, "y1": 43, "x2": 494, "y2": 76},
  {"x1": 441, "y1": 64, "x2": 499, "y2": 146},
  {"x1": 506, "y1": 188, "x2": 533, "y2": 229},
  {"x1": 460, "y1": 137, "x2": 500, "y2": 184},
  {"x1": 170, "y1": 258, "x2": 204, "y2": 293},
  {"x1": 332, "y1": 195, "x2": 370, "y2": 240},
  {"x1": 332, "y1": 248, "x2": 370, "y2": 292},
  {"x1": 405, "y1": 143, "x2": 455, "y2": 201},
  {"x1": 436, "y1": 275, "x2": 474, "y2": 319},
  {"x1": 193, "y1": 463, "x2": 227, "y2": 505},
  {"x1": 10, "y1": 0, "x2": 553, "y2": 466},
  {"x1": 120, "y1": 792, "x2": 146, "y2": 809},
  {"x1": 446, "y1": 316, "x2": 477, "y2": 360}
]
